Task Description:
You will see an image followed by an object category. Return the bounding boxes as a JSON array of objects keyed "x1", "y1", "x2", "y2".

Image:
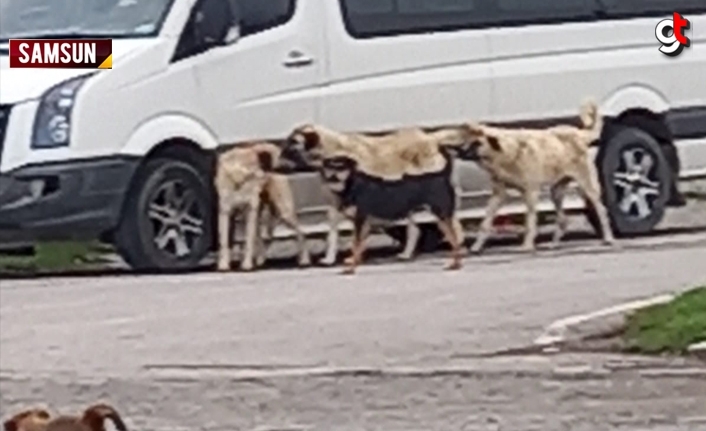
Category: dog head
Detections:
[
  {"x1": 320, "y1": 154, "x2": 357, "y2": 194},
  {"x1": 4, "y1": 409, "x2": 51, "y2": 431},
  {"x1": 282, "y1": 124, "x2": 324, "y2": 169},
  {"x1": 445, "y1": 123, "x2": 502, "y2": 162}
]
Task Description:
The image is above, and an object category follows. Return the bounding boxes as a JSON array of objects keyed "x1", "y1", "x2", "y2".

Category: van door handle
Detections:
[{"x1": 283, "y1": 50, "x2": 314, "y2": 68}]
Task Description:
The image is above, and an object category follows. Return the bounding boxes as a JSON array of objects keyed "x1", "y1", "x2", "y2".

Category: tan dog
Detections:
[
  {"x1": 215, "y1": 142, "x2": 310, "y2": 271},
  {"x1": 283, "y1": 126, "x2": 466, "y2": 274},
  {"x1": 451, "y1": 100, "x2": 615, "y2": 253},
  {"x1": 4, "y1": 404, "x2": 127, "y2": 431}
]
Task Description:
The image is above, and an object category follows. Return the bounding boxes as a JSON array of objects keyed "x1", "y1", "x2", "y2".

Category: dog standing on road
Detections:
[
  {"x1": 4, "y1": 404, "x2": 127, "y2": 431},
  {"x1": 283, "y1": 125, "x2": 465, "y2": 274},
  {"x1": 449, "y1": 99, "x2": 616, "y2": 253},
  {"x1": 215, "y1": 142, "x2": 310, "y2": 271}
]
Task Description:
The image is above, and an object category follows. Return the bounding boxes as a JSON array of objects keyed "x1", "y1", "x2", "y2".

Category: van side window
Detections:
[
  {"x1": 240, "y1": 0, "x2": 296, "y2": 37},
  {"x1": 598, "y1": 0, "x2": 706, "y2": 17},
  {"x1": 340, "y1": 0, "x2": 491, "y2": 38},
  {"x1": 493, "y1": 0, "x2": 596, "y2": 26}
]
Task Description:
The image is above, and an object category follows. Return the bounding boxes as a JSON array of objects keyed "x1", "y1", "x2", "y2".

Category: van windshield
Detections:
[{"x1": 0, "y1": 0, "x2": 175, "y2": 42}]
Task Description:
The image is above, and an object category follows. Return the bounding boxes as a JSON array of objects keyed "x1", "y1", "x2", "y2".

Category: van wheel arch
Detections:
[{"x1": 601, "y1": 109, "x2": 677, "y2": 168}]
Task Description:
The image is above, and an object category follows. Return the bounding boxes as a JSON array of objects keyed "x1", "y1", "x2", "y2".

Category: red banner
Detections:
[{"x1": 8, "y1": 39, "x2": 112, "y2": 69}]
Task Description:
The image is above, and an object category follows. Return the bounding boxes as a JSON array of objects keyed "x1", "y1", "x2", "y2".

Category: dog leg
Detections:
[
  {"x1": 241, "y1": 199, "x2": 260, "y2": 272},
  {"x1": 470, "y1": 184, "x2": 507, "y2": 254},
  {"x1": 255, "y1": 204, "x2": 270, "y2": 268},
  {"x1": 342, "y1": 216, "x2": 371, "y2": 275},
  {"x1": 549, "y1": 182, "x2": 569, "y2": 249},
  {"x1": 576, "y1": 169, "x2": 616, "y2": 246},
  {"x1": 397, "y1": 215, "x2": 420, "y2": 261},
  {"x1": 436, "y1": 217, "x2": 463, "y2": 270},
  {"x1": 321, "y1": 206, "x2": 341, "y2": 266},
  {"x1": 217, "y1": 203, "x2": 233, "y2": 272},
  {"x1": 521, "y1": 188, "x2": 540, "y2": 252},
  {"x1": 452, "y1": 216, "x2": 468, "y2": 257},
  {"x1": 279, "y1": 213, "x2": 311, "y2": 268}
]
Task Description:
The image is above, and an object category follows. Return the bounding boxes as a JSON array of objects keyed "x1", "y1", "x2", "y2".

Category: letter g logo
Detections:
[{"x1": 656, "y1": 12, "x2": 691, "y2": 57}]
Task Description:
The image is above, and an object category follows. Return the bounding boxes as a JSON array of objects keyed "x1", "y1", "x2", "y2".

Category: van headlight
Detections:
[{"x1": 31, "y1": 73, "x2": 94, "y2": 149}]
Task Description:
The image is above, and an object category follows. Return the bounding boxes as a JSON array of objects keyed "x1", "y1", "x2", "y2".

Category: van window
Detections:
[
  {"x1": 493, "y1": 0, "x2": 597, "y2": 26},
  {"x1": 340, "y1": 0, "x2": 490, "y2": 38},
  {"x1": 598, "y1": 1, "x2": 706, "y2": 18},
  {"x1": 240, "y1": 0, "x2": 295, "y2": 37}
]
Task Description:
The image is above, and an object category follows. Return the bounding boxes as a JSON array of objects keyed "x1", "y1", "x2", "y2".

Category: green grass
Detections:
[
  {"x1": 0, "y1": 241, "x2": 114, "y2": 274},
  {"x1": 624, "y1": 286, "x2": 706, "y2": 355}
]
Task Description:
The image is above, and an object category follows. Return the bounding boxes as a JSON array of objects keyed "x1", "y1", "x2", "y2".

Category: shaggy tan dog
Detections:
[
  {"x1": 4, "y1": 404, "x2": 127, "y2": 431},
  {"x1": 449, "y1": 100, "x2": 616, "y2": 253},
  {"x1": 283, "y1": 125, "x2": 466, "y2": 274},
  {"x1": 215, "y1": 142, "x2": 310, "y2": 271}
]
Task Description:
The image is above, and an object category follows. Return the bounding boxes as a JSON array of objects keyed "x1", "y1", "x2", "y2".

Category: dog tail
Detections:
[
  {"x1": 579, "y1": 98, "x2": 603, "y2": 141},
  {"x1": 82, "y1": 404, "x2": 128, "y2": 431}
]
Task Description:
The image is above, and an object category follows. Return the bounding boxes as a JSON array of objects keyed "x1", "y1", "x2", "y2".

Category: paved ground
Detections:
[{"x1": 2, "y1": 200, "x2": 706, "y2": 430}]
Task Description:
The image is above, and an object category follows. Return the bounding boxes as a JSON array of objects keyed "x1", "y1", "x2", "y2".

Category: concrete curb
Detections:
[
  {"x1": 534, "y1": 294, "x2": 676, "y2": 347},
  {"x1": 688, "y1": 341, "x2": 706, "y2": 360}
]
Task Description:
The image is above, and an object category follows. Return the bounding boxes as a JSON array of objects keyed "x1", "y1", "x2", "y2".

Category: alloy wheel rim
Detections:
[
  {"x1": 612, "y1": 147, "x2": 661, "y2": 220},
  {"x1": 147, "y1": 180, "x2": 205, "y2": 258}
]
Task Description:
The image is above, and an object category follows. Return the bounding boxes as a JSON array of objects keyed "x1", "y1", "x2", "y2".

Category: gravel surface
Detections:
[{"x1": 2, "y1": 197, "x2": 706, "y2": 430}]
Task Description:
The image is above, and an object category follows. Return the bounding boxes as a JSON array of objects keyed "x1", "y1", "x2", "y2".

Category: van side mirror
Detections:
[{"x1": 192, "y1": 0, "x2": 241, "y2": 50}]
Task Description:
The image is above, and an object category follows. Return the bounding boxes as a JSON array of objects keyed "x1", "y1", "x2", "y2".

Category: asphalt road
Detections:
[{"x1": 2, "y1": 201, "x2": 706, "y2": 430}]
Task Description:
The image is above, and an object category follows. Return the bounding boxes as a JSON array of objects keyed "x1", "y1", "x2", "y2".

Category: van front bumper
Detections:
[{"x1": 0, "y1": 157, "x2": 139, "y2": 243}]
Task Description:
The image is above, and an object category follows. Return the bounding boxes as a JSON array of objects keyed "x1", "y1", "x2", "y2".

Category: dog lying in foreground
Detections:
[
  {"x1": 283, "y1": 125, "x2": 465, "y2": 274},
  {"x1": 448, "y1": 99, "x2": 616, "y2": 253},
  {"x1": 4, "y1": 404, "x2": 127, "y2": 431},
  {"x1": 215, "y1": 142, "x2": 310, "y2": 271}
]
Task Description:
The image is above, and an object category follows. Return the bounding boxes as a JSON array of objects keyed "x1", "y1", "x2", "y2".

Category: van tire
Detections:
[
  {"x1": 587, "y1": 127, "x2": 671, "y2": 237},
  {"x1": 115, "y1": 158, "x2": 213, "y2": 271}
]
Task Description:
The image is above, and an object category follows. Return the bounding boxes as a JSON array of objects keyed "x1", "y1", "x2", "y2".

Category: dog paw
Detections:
[
  {"x1": 396, "y1": 252, "x2": 414, "y2": 261},
  {"x1": 319, "y1": 257, "x2": 337, "y2": 266},
  {"x1": 298, "y1": 256, "x2": 312, "y2": 267},
  {"x1": 240, "y1": 262, "x2": 255, "y2": 272},
  {"x1": 217, "y1": 259, "x2": 231, "y2": 272},
  {"x1": 343, "y1": 256, "x2": 355, "y2": 266},
  {"x1": 340, "y1": 267, "x2": 356, "y2": 276},
  {"x1": 445, "y1": 261, "x2": 462, "y2": 271},
  {"x1": 520, "y1": 244, "x2": 537, "y2": 253}
]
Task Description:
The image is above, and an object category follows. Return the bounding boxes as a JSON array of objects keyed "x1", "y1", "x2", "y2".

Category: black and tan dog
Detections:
[
  {"x1": 4, "y1": 404, "x2": 127, "y2": 431},
  {"x1": 283, "y1": 125, "x2": 464, "y2": 274}
]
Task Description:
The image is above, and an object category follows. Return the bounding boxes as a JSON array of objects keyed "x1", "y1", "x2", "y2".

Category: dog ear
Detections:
[
  {"x1": 487, "y1": 136, "x2": 502, "y2": 152},
  {"x1": 256, "y1": 151, "x2": 275, "y2": 172},
  {"x1": 4, "y1": 418, "x2": 18, "y2": 431},
  {"x1": 82, "y1": 404, "x2": 128, "y2": 431},
  {"x1": 300, "y1": 129, "x2": 320, "y2": 151}
]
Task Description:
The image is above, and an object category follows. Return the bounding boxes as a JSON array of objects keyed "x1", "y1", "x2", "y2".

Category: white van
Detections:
[{"x1": 1, "y1": 0, "x2": 705, "y2": 270}]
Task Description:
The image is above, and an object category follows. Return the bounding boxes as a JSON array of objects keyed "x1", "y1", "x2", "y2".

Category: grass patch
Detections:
[
  {"x1": 0, "y1": 241, "x2": 114, "y2": 274},
  {"x1": 624, "y1": 287, "x2": 706, "y2": 355}
]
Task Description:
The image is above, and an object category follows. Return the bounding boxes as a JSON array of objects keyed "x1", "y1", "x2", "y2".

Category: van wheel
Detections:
[
  {"x1": 115, "y1": 158, "x2": 213, "y2": 271},
  {"x1": 384, "y1": 224, "x2": 442, "y2": 254},
  {"x1": 587, "y1": 127, "x2": 671, "y2": 237}
]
